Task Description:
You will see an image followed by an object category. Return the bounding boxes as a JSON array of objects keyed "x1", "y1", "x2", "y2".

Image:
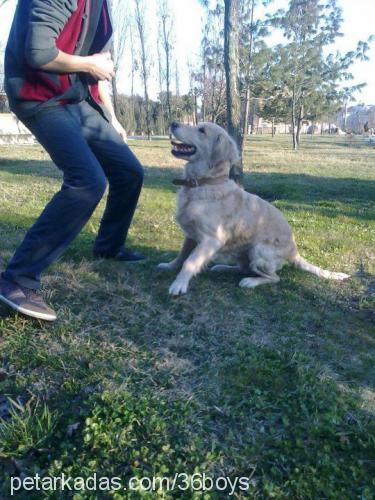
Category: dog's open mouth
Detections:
[{"x1": 171, "y1": 140, "x2": 197, "y2": 157}]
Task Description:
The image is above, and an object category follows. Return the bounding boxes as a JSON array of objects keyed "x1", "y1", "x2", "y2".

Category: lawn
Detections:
[{"x1": 0, "y1": 134, "x2": 374, "y2": 499}]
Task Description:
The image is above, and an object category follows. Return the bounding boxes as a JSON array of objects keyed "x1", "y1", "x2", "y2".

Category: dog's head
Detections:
[{"x1": 170, "y1": 122, "x2": 239, "y2": 178}]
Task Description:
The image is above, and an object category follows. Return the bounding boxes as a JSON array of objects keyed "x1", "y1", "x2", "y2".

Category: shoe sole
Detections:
[{"x1": 0, "y1": 294, "x2": 57, "y2": 322}]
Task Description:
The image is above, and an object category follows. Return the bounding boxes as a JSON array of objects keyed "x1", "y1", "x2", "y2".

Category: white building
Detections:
[{"x1": 0, "y1": 113, "x2": 35, "y2": 144}]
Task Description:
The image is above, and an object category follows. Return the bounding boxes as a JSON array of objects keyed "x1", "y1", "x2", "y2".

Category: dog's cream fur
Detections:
[{"x1": 158, "y1": 122, "x2": 350, "y2": 295}]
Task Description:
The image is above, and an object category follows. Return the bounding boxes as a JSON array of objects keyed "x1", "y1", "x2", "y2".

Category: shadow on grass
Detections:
[
  {"x1": 1, "y1": 219, "x2": 374, "y2": 497},
  {"x1": 245, "y1": 171, "x2": 374, "y2": 203},
  {"x1": 0, "y1": 158, "x2": 373, "y2": 391},
  {"x1": 149, "y1": 169, "x2": 375, "y2": 222},
  {"x1": 0, "y1": 158, "x2": 182, "y2": 192},
  {"x1": 2, "y1": 156, "x2": 373, "y2": 206},
  {"x1": 0, "y1": 159, "x2": 61, "y2": 180},
  {"x1": 1, "y1": 213, "x2": 373, "y2": 387},
  {"x1": 1, "y1": 141, "x2": 374, "y2": 496}
]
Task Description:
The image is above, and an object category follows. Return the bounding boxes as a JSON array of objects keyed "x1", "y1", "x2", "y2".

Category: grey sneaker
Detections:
[{"x1": 0, "y1": 278, "x2": 56, "y2": 322}]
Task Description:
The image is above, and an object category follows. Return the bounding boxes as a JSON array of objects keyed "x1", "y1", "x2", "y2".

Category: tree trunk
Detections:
[
  {"x1": 271, "y1": 117, "x2": 275, "y2": 138},
  {"x1": 291, "y1": 97, "x2": 297, "y2": 150},
  {"x1": 161, "y1": 11, "x2": 172, "y2": 134},
  {"x1": 111, "y1": 75, "x2": 119, "y2": 117},
  {"x1": 201, "y1": 58, "x2": 207, "y2": 122},
  {"x1": 129, "y1": 25, "x2": 136, "y2": 135},
  {"x1": 135, "y1": 0, "x2": 151, "y2": 140},
  {"x1": 109, "y1": 39, "x2": 119, "y2": 117},
  {"x1": 166, "y1": 55, "x2": 171, "y2": 128},
  {"x1": 110, "y1": 0, "x2": 128, "y2": 120},
  {"x1": 296, "y1": 123, "x2": 301, "y2": 146},
  {"x1": 241, "y1": 0, "x2": 255, "y2": 153},
  {"x1": 175, "y1": 59, "x2": 180, "y2": 97},
  {"x1": 343, "y1": 101, "x2": 348, "y2": 132},
  {"x1": 194, "y1": 89, "x2": 199, "y2": 125},
  {"x1": 224, "y1": 0, "x2": 243, "y2": 183},
  {"x1": 296, "y1": 104, "x2": 303, "y2": 147},
  {"x1": 157, "y1": 37, "x2": 165, "y2": 136},
  {"x1": 210, "y1": 63, "x2": 218, "y2": 122},
  {"x1": 243, "y1": 88, "x2": 250, "y2": 138}
]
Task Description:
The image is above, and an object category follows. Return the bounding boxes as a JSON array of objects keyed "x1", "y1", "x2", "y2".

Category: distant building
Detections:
[
  {"x1": 0, "y1": 113, "x2": 35, "y2": 145},
  {"x1": 336, "y1": 104, "x2": 375, "y2": 134}
]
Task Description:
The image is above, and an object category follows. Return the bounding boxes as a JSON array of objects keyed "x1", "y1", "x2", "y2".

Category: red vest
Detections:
[{"x1": 19, "y1": 0, "x2": 111, "y2": 105}]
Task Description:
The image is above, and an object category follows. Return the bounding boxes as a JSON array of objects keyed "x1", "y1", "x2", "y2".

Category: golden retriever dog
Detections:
[{"x1": 158, "y1": 121, "x2": 350, "y2": 295}]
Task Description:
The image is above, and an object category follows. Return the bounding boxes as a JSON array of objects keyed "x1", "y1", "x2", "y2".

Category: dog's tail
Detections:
[{"x1": 290, "y1": 253, "x2": 350, "y2": 281}]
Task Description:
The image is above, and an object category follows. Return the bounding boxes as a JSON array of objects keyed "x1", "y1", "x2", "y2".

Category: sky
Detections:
[{"x1": 1, "y1": 0, "x2": 374, "y2": 104}]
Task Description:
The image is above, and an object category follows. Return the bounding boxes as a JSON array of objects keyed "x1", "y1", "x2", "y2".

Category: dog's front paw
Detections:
[
  {"x1": 157, "y1": 262, "x2": 175, "y2": 271},
  {"x1": 169, "y1": 279, "x2": 189, "y2": 296}
]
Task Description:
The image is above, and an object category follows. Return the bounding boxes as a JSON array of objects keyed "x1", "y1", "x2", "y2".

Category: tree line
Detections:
[
  {"x1": 0, "y1": 0, "x2": 373, "y2": 157},
  {"x1": 111, "y1": 0, "x2": 372, "y2": 158}
]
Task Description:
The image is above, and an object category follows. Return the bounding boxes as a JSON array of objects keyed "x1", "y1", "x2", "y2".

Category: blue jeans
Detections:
[{"x1": 3, "y1": 101, "x2": 144, "y2": 289}]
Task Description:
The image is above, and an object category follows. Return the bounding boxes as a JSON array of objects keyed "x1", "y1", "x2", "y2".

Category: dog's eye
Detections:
[{"x1": 198, "y1": 127, "x2": 206, "y2": 134}]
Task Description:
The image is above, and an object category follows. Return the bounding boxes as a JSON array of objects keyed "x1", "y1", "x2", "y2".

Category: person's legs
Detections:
[
  {"x1": 2, "y1": 105, "x2": 107, "y2": 290},
  {"x1": 79, "y1": 102, "x2": 144, "y2": 257}
]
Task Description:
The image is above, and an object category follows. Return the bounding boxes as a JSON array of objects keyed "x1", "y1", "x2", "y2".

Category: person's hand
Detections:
[
  {"x1": 112, "y1": 118, "x2": 128, "y2": 143},
  {"x1": 86, "y1": 52, "x2": 114, "y2": 81}
]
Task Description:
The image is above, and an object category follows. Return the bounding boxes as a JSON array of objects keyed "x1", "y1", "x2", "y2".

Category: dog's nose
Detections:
[{"x1": 170, "y1": 121, "x2": 180, "y2": 132}]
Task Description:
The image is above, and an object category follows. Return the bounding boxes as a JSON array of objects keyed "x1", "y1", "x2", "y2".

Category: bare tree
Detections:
[
  {"x1": 134, "y1": 0, "x2": 151, "y2": 139},
  {"x1": 175, "y1": 59, "x2": 180, "y2": 97},
  {"x1": 195, "y1": 2, "x2": 226, "y2": 124},
  {"x1": 159, "y1": 0, "x2": 173, "y2": 131},
  {"x1": 129, "y1": 23, "x2": 137, "y2": 101},
  {"x1": 111, "y1": 0, "x2": 130, "y2": 116},
  {"x1": 241, "y1": 0, "x2": 255, "y2": 147},
  {"x1": 157, "y1": 34, "x2": 166, "y2": 135},
  {"x1": 187, "y1": 60, "x2": 199, "y2": 125},
  {"x1": 224, "y1": 0, "x2": 243, "y2": 182}
]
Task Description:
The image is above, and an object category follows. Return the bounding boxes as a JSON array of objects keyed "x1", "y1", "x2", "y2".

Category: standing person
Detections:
[{"x1": 0, "y1": 0, "x2": 145, "y2": 322}]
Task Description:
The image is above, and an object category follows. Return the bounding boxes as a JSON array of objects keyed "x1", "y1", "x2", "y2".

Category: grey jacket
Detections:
[{"x1": 5, "y1": 0, "x2": 113, "y2": 118}]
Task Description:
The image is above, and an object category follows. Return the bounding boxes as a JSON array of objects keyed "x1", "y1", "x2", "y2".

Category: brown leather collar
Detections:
[{"x1": 172, "y1": 175, "x2": 229, "y2": 188}]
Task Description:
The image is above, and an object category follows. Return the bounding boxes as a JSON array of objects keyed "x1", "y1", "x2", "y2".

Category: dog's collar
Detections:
[{"x1": 172, "y1": 175, "x2": 229, "y2": 188}]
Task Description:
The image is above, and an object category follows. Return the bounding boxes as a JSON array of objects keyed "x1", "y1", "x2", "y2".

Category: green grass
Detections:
[{"x1": 0, "y1": 134, "x2": 374, "y2": 499}]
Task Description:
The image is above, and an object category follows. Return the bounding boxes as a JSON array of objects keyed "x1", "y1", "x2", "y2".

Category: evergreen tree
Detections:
[{"x1": 266, "y1": 0, "x2": 373, "y2": 149}]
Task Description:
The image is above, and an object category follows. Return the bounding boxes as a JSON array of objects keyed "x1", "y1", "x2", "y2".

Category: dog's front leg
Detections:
[
  {"x1": 158, "y1": 238, "x2": 197, "y2": 271},
  {"x1": 169, "y1": 238, "x2": 222, "y2": 296}
]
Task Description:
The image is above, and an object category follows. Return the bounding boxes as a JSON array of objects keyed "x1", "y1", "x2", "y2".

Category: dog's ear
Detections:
[{"x1": 210, "y1": 133, "x2": 240, "y2": 168}]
